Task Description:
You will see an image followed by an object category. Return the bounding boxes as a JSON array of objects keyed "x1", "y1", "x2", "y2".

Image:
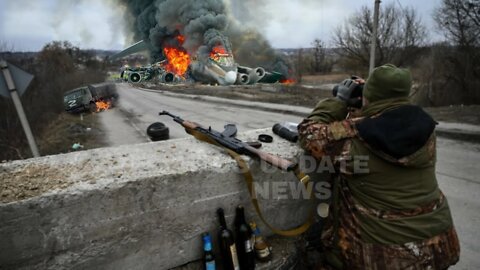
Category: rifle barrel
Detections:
[
  {"x1": 159, "y1": 111, "x2": 175, "y2": 118},
  {"x1": 159, "y1": 111, "x2": 185, "y2": 125}
]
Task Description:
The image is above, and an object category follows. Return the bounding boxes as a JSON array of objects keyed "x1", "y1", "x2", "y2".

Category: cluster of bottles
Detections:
[{"x1": 202, "y1": 206, "x2": 272, "y2": 270}]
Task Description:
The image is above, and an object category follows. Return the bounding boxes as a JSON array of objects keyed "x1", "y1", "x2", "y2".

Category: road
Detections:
[
  {"x1": 99, "y1": 84, "x2": 479, "y2": 269},
  {"x1": 105, "y1": 84, "x2": 303, "y2": 144}
]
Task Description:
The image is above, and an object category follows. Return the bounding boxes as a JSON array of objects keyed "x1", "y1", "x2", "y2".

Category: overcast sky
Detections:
[{"x1": 0, "y1": 0, "x2": 442, "y2": 51}]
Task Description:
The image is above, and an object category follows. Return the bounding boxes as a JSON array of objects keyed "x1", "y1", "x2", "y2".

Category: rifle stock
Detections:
[
  {"x1": 244, "y1": 144, "x2": 296, "y2": 171},
  {"x1": 180, "y1": 120, "x2": 198, "y2": 130}
]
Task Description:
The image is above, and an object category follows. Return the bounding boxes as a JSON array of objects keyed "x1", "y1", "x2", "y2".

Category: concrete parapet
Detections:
[{"x1": 0, "y1": 128, "x2": 314, "y2": 269}]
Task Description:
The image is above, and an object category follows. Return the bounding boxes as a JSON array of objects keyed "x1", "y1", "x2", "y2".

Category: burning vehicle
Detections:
[
  {"x1": 112, "y1": 0, "x2": 293, "y2": 86},
  {"x1": 120, "y1": 61, "x2": 183, "y2": 84},
  {"x1": 63, "y1": 83, "x2": 118, "y2": 113},
  {"x1": 121, "y1": 65, "x2": 159, "y2": 83},
  {"x1": 114, "y1": 38, "x2": 288, "y2": 86}
]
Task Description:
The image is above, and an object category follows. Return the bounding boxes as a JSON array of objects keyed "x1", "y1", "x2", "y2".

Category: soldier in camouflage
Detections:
[{"x1": 299, "y1": 64, "x2": 460, "y2": 269}]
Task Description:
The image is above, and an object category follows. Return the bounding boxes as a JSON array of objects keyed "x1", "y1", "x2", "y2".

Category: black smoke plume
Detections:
[{"x1": 117, "y1": 0, "x2": 292, "y2": 76}]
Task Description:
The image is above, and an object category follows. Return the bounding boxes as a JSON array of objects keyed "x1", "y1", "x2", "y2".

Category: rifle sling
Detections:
[{"x1": 187, "y1": 127, "x2": 315, "y2": 237}]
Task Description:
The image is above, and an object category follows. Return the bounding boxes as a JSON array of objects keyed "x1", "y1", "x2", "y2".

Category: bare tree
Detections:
[
  {"x1": 295, "y1": 48, "x2": 304, "y2": 83},
  {"x1": 434, "y1": 0, "x2": 480, "y2": 103},
  {"x1": 0, "y1": 41, "x2": 14, "y2": 53},
  {"x1": 312, "y1": 39, "x2": 324, "y2": 73},
  {"x1": 435, "y1": 0, "x2": 480, "y2": 47},
  {"x1": 333, "y1": 3, "x2": 427, "y2": 72},
  {"x1": 311, "y1": 39, "x2": 333, "y2": 73},
  {"x1": 0, "y1": 41, "x2": 106, "y2": 160}
]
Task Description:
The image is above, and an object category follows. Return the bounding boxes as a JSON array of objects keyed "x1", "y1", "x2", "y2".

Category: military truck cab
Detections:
[
  {"x1": 63, "y1": 87, "x2": 96, "y2": 113},
  {"x1": 63, "y1": 83, "x2": 117, "y2": 113}
]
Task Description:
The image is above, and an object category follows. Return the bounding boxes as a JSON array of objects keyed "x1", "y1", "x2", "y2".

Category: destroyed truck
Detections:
[{"x1": 63, "y1": 83, "x2": 118, "y2": 113}]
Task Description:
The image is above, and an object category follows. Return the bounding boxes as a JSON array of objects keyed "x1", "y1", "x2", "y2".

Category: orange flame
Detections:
[
  {"x1": 95, "y1": 100, "x2": 111, "y2": 112},
  {"x1": 176, "y1": 35, "x2": 185, "y2": 44},
  {"x1": 210, "y1": 46, "x2": 228, "y2": 61},
  {"x1": 163, "y1": 46, "x2": 191, "y2": 76},
  {"x1": 280, "y1": 78, "x2": 295, "y2": 84}
]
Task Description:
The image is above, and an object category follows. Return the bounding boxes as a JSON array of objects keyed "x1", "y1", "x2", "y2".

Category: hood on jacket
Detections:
[{"x1": 355, "y1": 105, "x2": 437, "y2": 163}]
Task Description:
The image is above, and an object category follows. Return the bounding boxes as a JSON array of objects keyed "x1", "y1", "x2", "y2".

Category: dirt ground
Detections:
[
  {"x1": 37, "y1": 112, "x2": 107, "y2": 156},
  {"x1": 424, "y1": 105, "x2": 480, "y2": 125},
  {"x1": 0, "y1": 111, "x2": 110, "y2": 203},
  {"x1": 0, "y1": 163, "x2": 72, "y2": 203},
  {"x1": 143, "y1": 83, "x2": 333, "y2": 107},
  {"x1": 301, "y1": 73, "x2": 351, "y2": 84}
]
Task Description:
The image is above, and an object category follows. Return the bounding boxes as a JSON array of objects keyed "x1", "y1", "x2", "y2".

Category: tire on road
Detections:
[{"x1": 147, "y1": 122, "x2": 170, "y2": 141}]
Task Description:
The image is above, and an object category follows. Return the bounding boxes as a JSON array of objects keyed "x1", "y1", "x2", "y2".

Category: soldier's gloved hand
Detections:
[{"x1": 332, "y1": 77, "x2": 364, "y2": 108}]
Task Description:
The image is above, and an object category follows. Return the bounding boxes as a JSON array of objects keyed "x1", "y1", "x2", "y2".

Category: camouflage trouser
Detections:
[
  {"x1": 317, "y1": 180, "x2": 460, "y2": 270},
  {"x1": 317, "y1": 226, "x2": 460, "y2": 270}
]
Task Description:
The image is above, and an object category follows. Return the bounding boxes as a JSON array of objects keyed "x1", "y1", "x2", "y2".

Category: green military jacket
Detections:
[{"x1": 298, "y1": 98, "x2": 460, "y2": 269}]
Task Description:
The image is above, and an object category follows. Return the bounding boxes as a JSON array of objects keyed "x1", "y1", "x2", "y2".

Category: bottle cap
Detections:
[
  {"x1": 258, "y1": 134, "x2": 273, "y2": 143},
  {"x1": 202, "y1": 232, "x2": 212, "y2": 242}
]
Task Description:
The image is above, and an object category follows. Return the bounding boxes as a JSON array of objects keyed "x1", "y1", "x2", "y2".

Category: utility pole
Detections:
[
  {"x1": 369, "y1": 0, "x2": 381, "y2": 75},
  {"x1": 0, "y1": 60, "x2": 40, "y2": 158}
]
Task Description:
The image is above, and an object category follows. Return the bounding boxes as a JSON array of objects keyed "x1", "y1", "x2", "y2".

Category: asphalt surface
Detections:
[
  {"x1": 99, "y1": 84, "x2": 479, "y2": 270},
  {"x1": 110, "y1": 84, "x2": 302, "y2": 142}
]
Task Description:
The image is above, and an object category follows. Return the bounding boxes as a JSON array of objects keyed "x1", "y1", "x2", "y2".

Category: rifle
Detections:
[
  {"x1": 160, "y1": 111, "x2": 314, "y2": 236},
  {"x1": 159, "y1": 111, "x2": 297, "y2": 172}
]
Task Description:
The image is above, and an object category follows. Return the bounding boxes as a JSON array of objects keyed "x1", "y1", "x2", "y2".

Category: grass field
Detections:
[
  {"x1": 301, "y1": 73, "x2": 351, "y2": 85},
  {"x1": 38, "y1": 112, "x2": 107, "y2": 156},
  {"x1": 143, "y1": 80, "x2": 479, "y2": 125}
]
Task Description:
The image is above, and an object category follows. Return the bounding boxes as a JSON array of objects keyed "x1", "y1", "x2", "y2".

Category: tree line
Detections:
[
  {"x1": 0, "y1": 41, "x2": 106, "y2": 160},
  {"x1": 293, "y1": 0, "x2": 480, "y2": 106}
]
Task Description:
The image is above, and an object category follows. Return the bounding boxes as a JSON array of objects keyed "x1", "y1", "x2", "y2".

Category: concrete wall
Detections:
[{"x1": 0, "y1": 129, "x2": 314, "y2": 270}]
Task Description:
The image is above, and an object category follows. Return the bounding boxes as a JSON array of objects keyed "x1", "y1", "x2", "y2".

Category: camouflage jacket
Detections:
[{"x1": 298, "y1": 98, "x2": 460, "y2": 270}]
